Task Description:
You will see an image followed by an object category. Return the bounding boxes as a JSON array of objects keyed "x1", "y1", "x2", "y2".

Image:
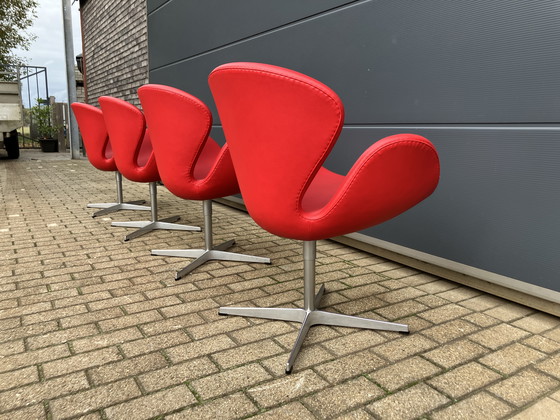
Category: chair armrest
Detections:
[{"x1": 308, "y1": 134, "x2": 440, "y2": 236}]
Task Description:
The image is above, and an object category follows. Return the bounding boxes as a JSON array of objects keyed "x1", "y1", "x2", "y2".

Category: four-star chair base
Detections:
[
  {"x1": 88, "y1": 172, "x2": 150, "y2": 217},
  {"x1": 111, "y1": 182, "x2": 201, "y2": 241},
  {"x1": 152, "y1": 199, "x2": 271, "y2": 279},
  {"x1": 218, "y1": 240, "x2": 409, "y2": 374}
]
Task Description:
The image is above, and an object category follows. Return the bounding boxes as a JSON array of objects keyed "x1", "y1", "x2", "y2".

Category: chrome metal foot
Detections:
[
  {"x1": 152, "y1": 238, "x2": 271, "y2": 280},
  {"x1": 87, "y1": 200, "x2": 145, "y2": 209},
  {"x1": 218, "y1": 240, "x2": 408, "y2": 374},
  {"x1": 151, "y1": 200, "x2": 271, "y2": 278},
  {"x1": 90, "y1": 202, "x2": 150, "y2": 218},
  {"x1": 114, "y1": 218, "x2": 200, "y2": 241}
]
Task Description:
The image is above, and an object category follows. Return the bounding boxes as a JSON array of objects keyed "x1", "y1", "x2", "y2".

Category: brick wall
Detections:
[{"x1": 80, "y1": 0, "x2": 148, "y2": 107}]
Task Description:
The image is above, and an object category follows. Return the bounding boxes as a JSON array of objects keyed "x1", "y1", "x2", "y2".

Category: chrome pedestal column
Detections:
[
  {"x1": 111, "y1": 182, "x2": 200, "y2": 241},
  {"x1": 219, "y1": 240, "x2": 409, "y2": 374},
  {"x1": 88, "y1": 172, "x2": 150, "y2": 217},
  {"x1": 152, "y1": 200, "x2": 271, "y2": 279}
]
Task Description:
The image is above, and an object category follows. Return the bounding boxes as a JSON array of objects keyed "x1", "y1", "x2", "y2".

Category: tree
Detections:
[{"x1": 0, "y1": 0, "x2": 38, "y2": 78}]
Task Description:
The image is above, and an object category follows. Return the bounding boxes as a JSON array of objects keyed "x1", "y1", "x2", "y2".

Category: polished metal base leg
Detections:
[
  {"x1": 89, "y1": 201, "x2": 150, "y2": 217},
  {"x1": 112, "y1": 182, "x2": 200, "y2": 241},
  {"x1": 153, "y1": 238, "x2": 271, "y2": 279},
  {"x1": 218, "y1": 241, "x2": 408, "y2": 374},
  {"x1": 88, "y1": 200, "x2": 145, "y2": 209},
  {"x1": 89, "y1": 172, "x2": 150, "y2": 217},
  {"x1": 151, "y1": 200, "x2": 271, "y2": 279}
]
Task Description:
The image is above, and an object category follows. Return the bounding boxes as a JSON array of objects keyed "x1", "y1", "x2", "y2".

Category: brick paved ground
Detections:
[{"x1": 1, "y1": 150, "x2": 559, "y2": 419}]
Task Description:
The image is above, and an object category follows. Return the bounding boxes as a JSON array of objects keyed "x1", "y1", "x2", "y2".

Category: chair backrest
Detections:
[
  {"x1": 98, "y1": 96, "x2": 158, "y2": 182},
  {"x1": 138, "y1": 84, "x2": 239, "y2": 198},
  {"x1": 71, "y1": 102, "x2": 115, "y2": 172},
  {"x1": 208, "y1": 62, "x2": 345, "y2": 225}
]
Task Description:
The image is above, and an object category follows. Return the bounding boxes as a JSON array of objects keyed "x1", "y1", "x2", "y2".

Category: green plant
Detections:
[{"x1": 29, "y1": 101, "x2": 60, "y2": 139}]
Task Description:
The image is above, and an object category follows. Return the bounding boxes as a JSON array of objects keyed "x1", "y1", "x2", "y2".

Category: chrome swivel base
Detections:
[
  {"x1": 218, "y1": 240, "x2": 409, "y2": 374},
  {"x1": 112, "y1": 182, "x2": 200, "y2": 241},
  {"x1": 152, "y1": 200, "x2": 271, "y2": 279},
  {"x1": 88, "y1": 172, "x2": 150, "y2": 217}
]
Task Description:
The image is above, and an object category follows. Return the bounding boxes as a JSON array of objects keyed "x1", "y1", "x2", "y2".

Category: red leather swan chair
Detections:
[
  {"x1": 209, "y1": 62, "x2": 440, "y2": 373},
  {"x1": 71, "y1": 102, "x2": 150, "y2": 217},
  {"x1": 98, "y1": 96, "x2": 200, "y2": 241},
  {"x1": 137, "y1": 84, "x2": 270, "y2": 279}
]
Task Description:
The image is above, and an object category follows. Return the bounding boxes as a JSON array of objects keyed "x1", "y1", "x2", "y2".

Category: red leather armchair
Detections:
[
  {"x1": 138, "y1": 84, "x2": 270, "y2": 279},
  {"x1": 209, "y1": 62, "x2": 440, "y2": 373}
]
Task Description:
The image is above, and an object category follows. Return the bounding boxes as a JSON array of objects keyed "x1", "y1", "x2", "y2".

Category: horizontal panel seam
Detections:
[{"x1": 149, "y1": 0, "x2": 366, "y2": 72}]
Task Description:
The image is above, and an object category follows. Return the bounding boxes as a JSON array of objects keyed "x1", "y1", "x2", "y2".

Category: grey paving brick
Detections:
[
  {"x1": 489, "y1": 369, "x2": 559, "y2": 407},
  {"x1": 104, "y1": 385, "x2": 196, "y2": 419},
  {"x1": 0, "y1": 404, "x2": 45, "y2": 419},
  {"x1": 470, "y1": 323, "x2": 532, "y2": 350},
  {"x1": 27, "y1": 324, "x2": 98, "y2": 350},
  {"x1": 248, "y1": 370, "x2": 329, "y2": 408},
  {"x1": 0, "y1": 371, "x2": 88, "y2": 412},
  {"x1": 87, "y1": 293, "x2": 146, "y2": 311},
  {"x1": 72, "y1": 327, "x2": 143, "y2": 353},
  {"x1": 432, "y1": 391, "x2": 513, "y2": 420},
  {"x1": 139, "y1": 313, "x2": 205, "y2": 336},
  {"x1": 97, "y1": 310, "x2": 163, "y2": 332},
  {"x1": 372, "y1": 334, "x2": 437, "y2": 362},
  {"x1": 89, "y1": 352, "x2": 168, "y2": 385},
  {"x1": 22, "y1": 304, "x2": 89, "y2": 325},
  {"x1": 0, "y1": 343, "x2": 70, "y2": 373},
  {"x1": 535, "y1": 352, "x2": 560, "y2": 379},
  {"x1": 480, "y1": 343, "x2": 546, "y2": 374},
  {"x1": 166, "y1": 334, "x2": 237, "y2": 363},
  {"x1": 252, "y1": 402, "x2": 316, "y2": 419},
  {"x1": 369, "y1": 356, "x2": 441, "y2": 391},
  {"x1": 60, "y1": 307, "x2": 123, "y2": 329},
  {"x1": 138, "y1": 357, "x2": 218, "y2": 392},
  {"x1": 374, "y1": 300, "x2": 429, "y2": 320},
  {"x1": 367, "y1": 383, "x2": 449, "y2": 420},
  {"x1": 0, "y1": 366, "x2": 39, "y2": 392},
  {"x1": 166, "y1": 392, "x2": 258, "y2": 420},
  {"x1": 50, "y1": 378, "x2": 141, "y2": 419},
  {"x1": 212, "y1": 339, "x2": 285, "y2": 369},
  {"x1": 119, "y1": 330, "x2": 191, "y2": 357},
  {"x1": 0, "y1": 339, "x2": 24, "y2": 357},
  {"x1": 314, "y1": 350, "x2": 387, "y2": 384},
  {"x1": 512, "y1": 312, "x2": 560, "y2": 334},
  {"x1": 523, "y1": 335, "x2": 560, "y2": 353},
  {"x1": 323, "y1": 330, "x2": 387, "y2": 356},
  {"x1": 424, "y1": 339, "x2": 488, "y2": 369},
  {"x1": 43, "y1": 346, "x2": 122, "y2": 378},
  {"x1": 193, "y1": 363, "x2": 272, "y2": 400},
  {"x1": 428, "y1": 362, "x2": 503, "y2": 399},
  {"x1": 303, "y1": 376, "x2": 384, "y2": 418},
  {"x1": 420, "y1": 319, "x2": 480, "y2": 344}
]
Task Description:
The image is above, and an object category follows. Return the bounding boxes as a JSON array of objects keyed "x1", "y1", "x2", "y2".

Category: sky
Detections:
[{"x1": 13, "y1": 0, "x2": 82, "y2": 104}]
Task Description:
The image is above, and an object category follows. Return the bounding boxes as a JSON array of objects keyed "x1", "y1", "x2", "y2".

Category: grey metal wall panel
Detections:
[
  {"x1": 150, "y1": 0, "x2": 560, "y2": 124},
  {"x1": 147, "y1": 0, "x2": 560, "y2": 294},
  {"x1": 147, "y1": 0, "x2": 356, "y2": 70}
]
